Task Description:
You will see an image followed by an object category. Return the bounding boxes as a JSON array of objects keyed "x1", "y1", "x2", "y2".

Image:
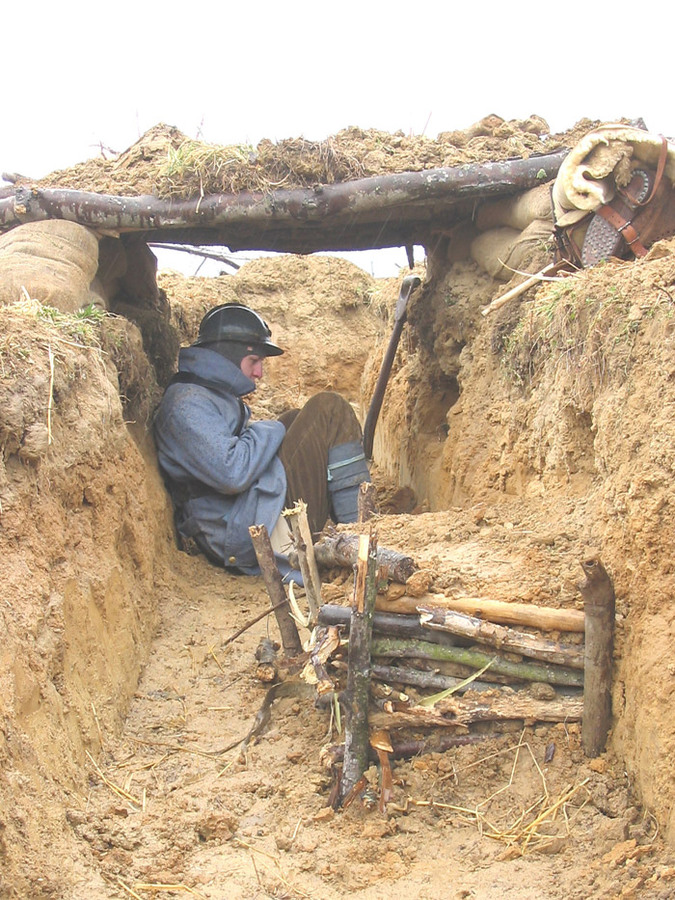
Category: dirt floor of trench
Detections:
[{"x1": 67, "y1": 504, "x2": 674, "y2": 900}]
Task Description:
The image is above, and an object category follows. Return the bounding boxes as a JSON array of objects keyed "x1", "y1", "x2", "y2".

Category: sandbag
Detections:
[
  {"x1": 475, "y1": 183, "x2": 553, "y2": 232},
  {"x1": 552, "y1": 124, "x2": 675, "y2": 226},
  {"x1": 470, "y1": 219, "x2": 553, "y2": 281},
  {"x1": 0, "y1": 220, "x2": 100, "y2": 312}
]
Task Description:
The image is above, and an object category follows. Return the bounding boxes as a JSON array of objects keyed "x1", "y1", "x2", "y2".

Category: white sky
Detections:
[{"x1": 5, "y1": 1, "x2": 674, "y2": 277}]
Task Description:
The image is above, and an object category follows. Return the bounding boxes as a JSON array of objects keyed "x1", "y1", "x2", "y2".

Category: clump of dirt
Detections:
[{"x1": 25, "y1": 116, "x2": 600, "y2": 199}]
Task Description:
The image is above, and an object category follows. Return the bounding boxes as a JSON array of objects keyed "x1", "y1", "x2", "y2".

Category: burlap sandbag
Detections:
[
  {"x1": 552, "y1": 124, "x2": 675, "y2": 226},
  {"x1": 474, "y1": 183, "x2": 553, "y2": 232},
  {"x1": 470, "y1": 219, "x2": 553, "y2": 281},
  {"x1": 0, "y1": 220, "x2": 100, "y2": 312}
]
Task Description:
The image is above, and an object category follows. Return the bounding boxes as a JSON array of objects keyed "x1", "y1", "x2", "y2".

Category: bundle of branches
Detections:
[
  {"x1": 316, "y1": 599, "x2": 585, "y2": 721},
  {"x1": 312, "y1": 553, "x2": 614, "y2": 811},
  {"x1": 261, "y1": 517, "x2": 614, "y2": 810}
]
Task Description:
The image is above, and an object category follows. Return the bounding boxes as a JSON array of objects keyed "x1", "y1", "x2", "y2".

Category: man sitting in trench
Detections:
[{"x1": 153, "y1": 303, "x2": 370, "y2": 581}]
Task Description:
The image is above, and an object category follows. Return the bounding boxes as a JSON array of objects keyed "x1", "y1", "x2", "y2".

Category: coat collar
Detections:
[{"x1": 178, "y1": 346, "x2": 256, "y2": 397}]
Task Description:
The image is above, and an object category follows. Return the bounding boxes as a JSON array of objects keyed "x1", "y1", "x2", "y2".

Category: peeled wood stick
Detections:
[
  {"x1": 340, "y1": 528, "x2": 378, "y2": 805},
  {"x1": 579, "y1": 557, "x2": 615, "y2": 757},
  {"x1": 420, "y1": 608, "x2": 584, "y2": 669},
  {"x1": 313, "y1": 532, "x2": 416, "y2": 583},
  {"x1": 371, "y1": 637, "x2": 584, "y2": 687},
  {"x1": 284, "y1": 502, "x2": 321, "y2": 627},
  {"x1": 370, "y1": 693, "x2": 583, "y2": 730},
  {"x1": 249, "y1": 525, "x2": 302, "y2": 656},
  {"x1": 308, "y1": 626, "x2": 340, "y2": 696},
  {"x1": 377, "y1": 593, "x2": 585, "y2": 633},
  {"x1": 481, "y1": 260, "x2": 570, "y2": 317}
]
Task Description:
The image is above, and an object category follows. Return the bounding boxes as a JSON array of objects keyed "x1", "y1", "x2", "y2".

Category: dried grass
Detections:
[
  {"x1": 401, "y1": 731, "x2": 592, "y2": 857},
  {"x1": 85, "y1": 749, "x2": 142, "y2": 807},
  {"x1": 155, "y1": 134, "x2": 369, "y2": 200}
]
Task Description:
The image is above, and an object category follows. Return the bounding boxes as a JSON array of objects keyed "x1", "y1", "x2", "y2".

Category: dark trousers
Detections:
[{"x1": 278, "y1": 392, "x2": 364, "y2": 537}]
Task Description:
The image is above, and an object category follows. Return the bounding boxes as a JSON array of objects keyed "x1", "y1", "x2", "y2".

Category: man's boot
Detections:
[{"x1": 327, "y1": 440, "x2": 371, "y2": 523}]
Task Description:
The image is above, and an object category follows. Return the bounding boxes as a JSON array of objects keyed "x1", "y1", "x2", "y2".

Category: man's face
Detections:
[{"x1": 240, "y1": 353, "x2": 264, "y2": 382}]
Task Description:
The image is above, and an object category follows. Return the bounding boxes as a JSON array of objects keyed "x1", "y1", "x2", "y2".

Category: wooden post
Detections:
[
  {"x1": 358, "y1": 482, "x2": 378, "y2": 523},
  {"x1": 579, "y1": 557, "x2": 615, "y2": 757},
  {"x1": 249, "y1": 524, "x2": 303, "y2": 656},
  {"x1": 340, "y1": 526, "x2": 378, "y2": 805}
]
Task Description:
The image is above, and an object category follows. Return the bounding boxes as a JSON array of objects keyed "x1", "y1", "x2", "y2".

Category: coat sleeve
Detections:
[{"x1": 155, "y1": 386, "x2": 286, "y2": 494}]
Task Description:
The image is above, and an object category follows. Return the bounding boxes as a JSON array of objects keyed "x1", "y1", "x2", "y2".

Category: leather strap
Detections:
[
  {"x1": 597, "y1": 203, "x2": 648, "y2": 257},
  {"x1": 635, "y1": 136, "x2": 668, "y2": 207}
]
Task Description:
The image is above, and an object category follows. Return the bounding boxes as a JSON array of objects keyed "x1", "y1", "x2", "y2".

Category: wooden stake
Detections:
[
  {"x1": 579, "y1": 557, "x2": 615, "y2": 757},
  {"x1": 249, "y1": 525, "x2": 302, "y2": 656},
  {"x1": 340, "y1": 527, "x2": 378, "y2": 804},
  {"x1": 358, "y1": 482, "x2": 378, "y2": 523}
]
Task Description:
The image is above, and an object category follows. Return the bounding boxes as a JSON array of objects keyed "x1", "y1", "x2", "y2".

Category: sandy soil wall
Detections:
[
  {"x1": 370, "y1": 243, "x2": 675, "y2": 843},
  {"x1": 0, "y1": 303, "x2": 173, "y2": 895}
]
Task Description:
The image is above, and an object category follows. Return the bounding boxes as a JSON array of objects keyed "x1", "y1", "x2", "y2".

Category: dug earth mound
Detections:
[{"x1": 3, "y1": 119, "x2": 675, "y2": 898}]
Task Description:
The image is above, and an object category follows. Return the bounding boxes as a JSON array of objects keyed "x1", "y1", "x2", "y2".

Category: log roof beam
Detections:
[{"x1": 0, "y1": 151, "x2": 567, "y2": 254}]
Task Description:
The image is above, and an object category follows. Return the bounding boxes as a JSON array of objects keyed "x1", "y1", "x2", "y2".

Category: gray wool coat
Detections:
[{"x1": 153, "y1": 345, "x2": 287, "y2": 572}]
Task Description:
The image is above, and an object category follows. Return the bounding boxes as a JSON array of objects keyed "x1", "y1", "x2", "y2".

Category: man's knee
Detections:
[{"x1": 302, "y1": 392, "x2": 361, "y2": 437}]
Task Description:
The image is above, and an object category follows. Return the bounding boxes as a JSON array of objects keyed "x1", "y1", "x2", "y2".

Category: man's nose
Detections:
[{"x1": 252, "y1": 360, "x2": 264, "y2": 379}]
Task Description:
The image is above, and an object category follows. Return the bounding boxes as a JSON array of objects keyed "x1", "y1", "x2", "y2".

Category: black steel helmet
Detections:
[{"x1": 194, "y1": 304, "x2": 284, "y2": 356}]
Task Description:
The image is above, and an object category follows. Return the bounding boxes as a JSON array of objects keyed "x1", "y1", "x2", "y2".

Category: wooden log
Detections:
[
  {"x1": 378, "y1": 593, "x2": 585, "y2": 632},
  {"x1": 371, "y1": 637, "x2": 584, "y2": 687},
  {"x1": 371, "y1": 663, "x2": 507, "y2": 695},
  {"x1": 579, "y1": 557, "x2": 615, "y2": 757},
  {"x1": 254, "y1": 637, "x2": 279, "y2": 683},
  {"x1": 419, "y1": 608, "x2": 584, "y2": 669},
  {"x1": 370, "y1": 693, "x2": 584, "y2": 730},
  {"x1": 249, "y1": 524, "x2": 303, "y2": 656},
  {"x1": 0, "y1": 152, "x2": 568, "y2": 252},
  {"x1": 318, "y1": 603, "x2": 458, "y2": 646},
  {"x1": 340, "y1": 528, "x2": 379, "y2": 804},
  {"x1": 313, "y1": 532, "x2": 416, "y2": 583}
]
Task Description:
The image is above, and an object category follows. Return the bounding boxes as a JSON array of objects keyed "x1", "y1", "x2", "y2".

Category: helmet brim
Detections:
[{"x1": 196, "y1": 336, "x2": 284, "y2": 357}]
